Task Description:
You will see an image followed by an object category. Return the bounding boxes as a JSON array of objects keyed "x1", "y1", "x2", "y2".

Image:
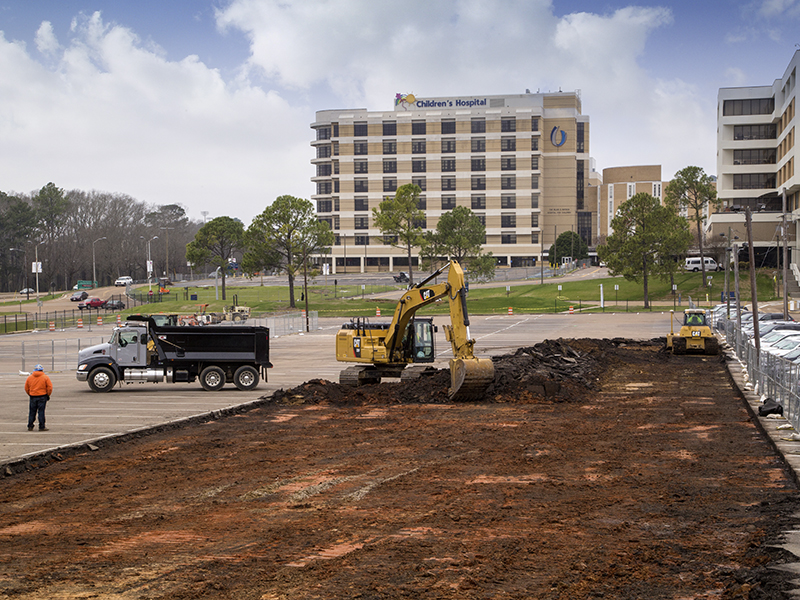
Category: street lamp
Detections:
[
  {"x1": 92, "y1": 237, "x2": 106, "y2": 289},
  {"x1": 160, "y1": 227, "x2": 174, "y2": 282},
  {"x1": 147, "y1": 235, "x2": 158, "y2": 291}
]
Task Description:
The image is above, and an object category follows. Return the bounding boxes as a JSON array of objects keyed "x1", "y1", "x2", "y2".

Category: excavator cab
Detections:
[{"x1": 402, "y1": 318, "x2": 436, "y2": 363}]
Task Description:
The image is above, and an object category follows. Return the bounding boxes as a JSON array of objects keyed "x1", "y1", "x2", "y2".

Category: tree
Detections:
[
  {"x1": 245, "y1": 195, "x2": 334, "y2": 309},
  {"x1": 598, "y1": 193, "x2": 691, "y2": 308},
  {"x1": 186, "y1": 216, "x2": 245, "y2": 300},
  {"x1": 372, "y1": 184, "x2": 425, "y2": 285},
  {"x1": 548, "y1": 231, "x2": 589, "y2": 266},
  {"x1": 664, "y1": 166, "x2": 720, "y2": 284},
  {"x1": 429, "y1": 206, "x2": 495, "y2": 281}
]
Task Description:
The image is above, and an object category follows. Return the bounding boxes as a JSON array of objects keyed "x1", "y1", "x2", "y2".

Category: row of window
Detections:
[
  {"x1": 723, "y1": 98, "x2": 775, "y2": 117},
  {"x1": 317, "y1": 117, "x2": 540, "y2": 140},
  {"x1": 317, "y1": 138, "x2": 542, "y2": 157},
  {"x1": 328, "y1": 232, "x2": 542, "y2": 245},
  {"x1": 318, "y1": 175, "x2": 541, "y2": 194},
  {"x1": 344, "y1": 156, "x2": 540, "y2": 174},
  {"x1": 318, "y1": 193, "x2": 541, "y2": 213},
  {"x1": 732, "y1": 149, "x2": 777, "y2": 165},
  {"x1": 733, "y1": 173, "x2": 777, "y2": 190},
  {"x1": 733, "y1": 124, "x2": 777, "y2": 140},
  {"x1": 349, "y1": 213, "x2": 535, "y2": 230}
]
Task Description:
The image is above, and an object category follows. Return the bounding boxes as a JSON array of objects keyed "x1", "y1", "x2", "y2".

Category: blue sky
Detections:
[{"x1": 1, "y1": 0, "x2": 799, "y2": 223}]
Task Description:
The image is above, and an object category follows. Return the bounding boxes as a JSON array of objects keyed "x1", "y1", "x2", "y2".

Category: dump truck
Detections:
[
  {"x1": 76, "y1": 314, "x2": 271, "y2": 392},
  {"x1": 336, "y1": 260, "x2": 494, "y2": 400},
  {"x1": 666, "y1": 308, "x2": 719, "y2": 355}
]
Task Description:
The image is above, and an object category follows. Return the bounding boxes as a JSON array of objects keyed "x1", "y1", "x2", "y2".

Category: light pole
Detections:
[
  {"x1": 147, "y1": 235, "x2": 158, "y2": 292},
  {"x1": 160, "y1": 227, "x2": 174, "y2": 282},
  {"x1": 92, "y1": 237, "x2": 106, "y2": 290}
]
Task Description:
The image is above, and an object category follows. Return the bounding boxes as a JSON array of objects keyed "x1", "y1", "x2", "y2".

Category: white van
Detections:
[{"x1": 684, "y1": 257, "x2": 718, "y2": 272}]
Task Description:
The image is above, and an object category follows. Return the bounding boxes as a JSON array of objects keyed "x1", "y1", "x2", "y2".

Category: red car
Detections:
[{"x1": 78, "y1": 297, "x2": 106, "y2": 310}]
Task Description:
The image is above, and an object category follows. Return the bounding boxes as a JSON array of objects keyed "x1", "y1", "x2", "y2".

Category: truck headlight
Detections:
[{"x1": 78, "y1": 364, "x2": 88, "y2": 371}]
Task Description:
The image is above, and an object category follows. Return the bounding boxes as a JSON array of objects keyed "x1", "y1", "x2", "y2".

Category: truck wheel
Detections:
[
  {"x1": 233, "y1": 365, "x2": 260, "y2": 391},
  {"x1": 233, "y1": 314, "x2": 242, "y2": 322},
  {"x1": 89, "y1": 366, "x2": 116, "y2": 393},
  {"x1": 200, "y1": 366, "x2": 225, "y2": 391}
]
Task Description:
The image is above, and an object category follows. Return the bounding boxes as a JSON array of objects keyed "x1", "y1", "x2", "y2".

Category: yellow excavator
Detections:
[{"x1": 335, "y1": 260, "x2": 495, "y2": 400}]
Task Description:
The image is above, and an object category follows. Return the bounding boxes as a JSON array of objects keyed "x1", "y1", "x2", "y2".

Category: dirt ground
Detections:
[{"x1": 1, "y1": 339, "x2": 799, "y2": 599}]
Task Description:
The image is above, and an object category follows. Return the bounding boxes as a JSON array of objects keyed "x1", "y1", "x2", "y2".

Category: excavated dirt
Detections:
[{"x1": 1, "y1": 338, "x2": 799, "y2": 599}]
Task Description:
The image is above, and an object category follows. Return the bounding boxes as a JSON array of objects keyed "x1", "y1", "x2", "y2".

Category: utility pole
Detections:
[
  {"x1": 782, "y1": 188, "x2": 789, "y2": 320},
  {"x1": 160, "y1": 227, "x2": 175, "y2": 281},
  {"x1": 746, "y1": 208, "x2": 760, "y2": 366}
]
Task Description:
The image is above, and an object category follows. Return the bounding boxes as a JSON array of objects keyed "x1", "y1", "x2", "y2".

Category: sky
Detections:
[{"x1": 1, "y1": 0, "x2": 799, "y2": 225}]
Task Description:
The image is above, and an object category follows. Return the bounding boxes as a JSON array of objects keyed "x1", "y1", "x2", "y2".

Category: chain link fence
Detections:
[
  {"x1": 0, "y1": 311, "x2": 318, "y2": 374},
  {"x1": 723, "y1": 318, "x2": 800, "y2": 432}
]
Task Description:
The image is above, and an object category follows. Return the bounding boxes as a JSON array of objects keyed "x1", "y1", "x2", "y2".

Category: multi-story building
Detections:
[
  {"x1": 311, "y1": 91, "x2": 594, "y2": 273},
  {"x1": 599, "y1": 166, "x2": 664, "y2": 239},
  {"x1": 710, "y1": 50, "x2": 798, "y2": 268}
]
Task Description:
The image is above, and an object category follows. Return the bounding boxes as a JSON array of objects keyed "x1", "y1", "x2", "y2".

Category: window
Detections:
[
  {"x1": 383, "y1": 121, "x2": 396, "y2": 136},
  {"x1": 334, "y1": 197, "x2": 340, "y2": 211},
  {"x1": 501, "y1": 175, "x2": 516, "y2": 190},
  {"x1": 531, "y1": 174, "x2": 539, "y2": 189},
  {"x1": 317, "y1": 199, "x2": 332, "y2": 213},
  {"x1": 412, "y1": 121, "x2": 426, "y2": 135},
  {"x1": 441, "y1": 138, "x2": 456, "y2": 153},
  {"x1": 441, "y1": 158, "x2": 456, "y2": 172},
  {"x1": 733, "y1": 149, "x2": 777, "y2": 165},
  {"x1": 317, "y1": 145, "x2": 331, "y2": 158},
  {"x1": 577, "y1": 122, "x2": 585, "y2": 153},
  {"x1": 317, "y1": 181, "x2": 332, "y2": 194},
  {"x1": 577, "y1": 211, "x2": 592, "y2": 246},
  {"x1": 383, "y1": 235, "x2": 398, "y2": 245},
  {"x1": 412, "y1": 177, "x2": 427, "y2": 191},
  {"x1": 412, "y1": 139, "x2": 426, "y2": 154},
  {"x1": 531, "y1": 214, "x2": 539, "y2": 227},
  {"x1": 317, "y1": 163, "x2": 332, "y2": 177},
  {"x1": 334, "y1": 180, "x2": 339, "y2": 193},
  {"x1": 383, "y1": 140, "x2": 397, "y2": 154},
  {"x1": 532, "y1": 118, "x2": 539, "y2": 132},
  {"x1": 531, "y1": 194, "x2": 539, "y2": 209},
  {"x1": 441, "y1": 196, "x2": 456, "y2": 210},
  {"x1": 652, "y1": 182, "x2": 662, "y2": 198},
  {"x1": 723, "y1": 98, "x2": 775, "y2": 116},
  {"x1": 626, "y1": 183, "x2": 635, "y2": 199},
  {"x1": 733, "y1": 124, "x2": 777, "y2": 140},
  {"x1": 531, "y1": 138, "x2": 538, "y2": 151},
  {"x1": 354, "y1": 178, "x2": 369, "y2": 193},
  {"x1": 531, "y1": 232, "x2": 539, "y2": 244},
  {"x1": 576, "y1": 159, "x2": 584, "y2": 210},
  {"x1": 471, "y1": 194, "x2": 486, "y2": 209},
  {"x1": 501, "y1": 137, "x2": 516, "y2": 152},
  {"x1": 333, "y1": 141, "x2": 339, "y2": 156},
  {"x1": 471, "y1": 175, "x2": 486, "y2": 190},
  {"x1": 471, "y1": 138, "x2": 486, "y2": 152},
  {"x1": 501, "y1": 214, "x2": 516, "y2": 228},
  {"x1": 334, "y1": 161, "x2": 339, "y2": 175},
  {"x1": 354, "y1": 159, "x2": 368, "y2": 174},
  {"x1": 383, "y1": 178, "x2": 397, "y2": 192},
  {"x1": 353, "y1": 122, "x2": 368, "y2": 137},
  {"x1": 354, "y1": 235, "x2": 369, "y2": 246},
  {"x1": 501, "y1": 194, "x2": 516, "y2": 209},
  {"x1": 475, "y1": 213, "x2": 486, "y2": 226},
  {"x1": 333, "y1": 123, "x2": 339, "y2": 137},
  {"x1": 316, "y1": 126, "x2": 331, "y2": 140},
  {"x1": 441, "y1": 176, "x2": 456, "y2": 191},
  {"x1": 334, "y1": 215, "x2": 340, "y2": 229},
  {"x1": 471, "y1": 158, "x2": 486, "y2": 171},
  {"x1": 501, "y1": 156, "x2": 516, "y2": 171},
  {"x1": 413, "y1": 216, "x2": 427, "y2": 229},
  {"x1": 354, "y1": 215, "x2": 369, "y2": 230},
  {"x1": 382, "y1": 159, "x2": 396, "y2": 173},
  {"x1": 354, "y1": 141, "x2": 368, "y2": 155},
  {"x1": 733, "y1": 173, "x2": 777, "y2": 189},
  {"x1": 412, "y1": 159, "x2": 426, "y2": 173},
  {"x1": 531, "y1": 156, "x2": 539, "y2": 170},
  {"x1": 354, "y1": 197, "x2": 369, "y2": 211},
  {"x1": 471, "y1": 119, "x2": 486, "y2": 133},
  {"x1": 501, "y1": 233, "x2": 517, "y2": 244},
  {"x1": 501, "y1": 117, "x2": 516, "y2": 132},
  {"x1": 416, "y1": 196, "x2": 427, "y2": 209},
  {"x1": 441, "y1": 120, "x2": 456, "y2": 134}
]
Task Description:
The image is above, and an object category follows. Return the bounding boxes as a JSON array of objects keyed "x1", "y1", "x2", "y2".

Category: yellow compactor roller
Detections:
[{"x1": 335, "y1": 260, "x2": 495, "y2": 400}]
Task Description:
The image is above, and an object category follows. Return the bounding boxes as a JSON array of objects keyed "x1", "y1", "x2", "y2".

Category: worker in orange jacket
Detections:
[{"x1": 25, "y1": 364, "x2": 53, "y2": 431}]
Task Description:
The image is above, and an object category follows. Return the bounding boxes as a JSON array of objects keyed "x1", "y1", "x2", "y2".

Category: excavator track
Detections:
[
  {"x1": 339, "y1": 366, "x2": 381, "y2": 386},
  {"x1": 449, "y1": 357, "x2": 495, "y2": 401}
]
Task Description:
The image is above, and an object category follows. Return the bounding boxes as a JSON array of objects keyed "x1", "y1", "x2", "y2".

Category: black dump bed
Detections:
[{"x1": 129, "y1": 315, "x2": 271, "y2": 367}]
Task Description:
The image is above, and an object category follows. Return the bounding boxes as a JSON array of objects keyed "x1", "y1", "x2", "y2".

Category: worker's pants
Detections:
[{"x1": 28, "y1": 395, "x2": 48, "y2": 429}]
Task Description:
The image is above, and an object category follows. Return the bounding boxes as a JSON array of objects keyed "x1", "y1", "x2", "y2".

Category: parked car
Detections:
[
  {"x1": 19, "y1": 288, "x2": 34, "y2": 295},
  {"x1": 70, "y1": 291, "x2": 89, "y2": 302},
  {"x1": 78, "y1": 297, "x2": 106, "y2": 310},
  {"x1": 114, "y1": 276, "x2": 133, "y2": 287},
  {"x1": 104, "y1": 300, "x2": 125, "y2": 311}
]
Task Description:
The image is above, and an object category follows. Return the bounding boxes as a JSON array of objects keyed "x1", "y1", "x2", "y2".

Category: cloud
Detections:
[
  {"x1": 757, "y1": 0, "x2": 800, "y2": 19},
  {"x1": 0, "y1": 12, "x2": 311, "y2": 222}
]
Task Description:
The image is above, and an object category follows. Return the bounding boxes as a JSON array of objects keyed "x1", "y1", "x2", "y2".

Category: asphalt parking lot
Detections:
[{"x1": 0, "y1": 311, "x2": 670, "y2": 465}]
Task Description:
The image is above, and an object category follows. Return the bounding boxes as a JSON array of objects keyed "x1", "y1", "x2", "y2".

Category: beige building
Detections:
[
  {"x1": 311, "y1": 91, "x2": 595, "y2": 273},
  {"x1": 599, "y1": 166, "x2": 664, "y2": 239}
]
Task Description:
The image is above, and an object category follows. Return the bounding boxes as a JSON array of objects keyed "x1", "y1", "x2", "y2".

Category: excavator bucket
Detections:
[{"x1": 449, "y1": 357, "x2": 495, "y2": 400}]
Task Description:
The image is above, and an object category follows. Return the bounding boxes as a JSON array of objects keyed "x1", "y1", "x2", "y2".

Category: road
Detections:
[{"x1": 0, "y1": 311, "x2": 668, "y2": 465}]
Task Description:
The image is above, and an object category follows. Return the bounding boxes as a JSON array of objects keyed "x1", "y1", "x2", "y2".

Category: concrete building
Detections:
[
  {"x1": 710, "y1": 50, "x2": 798, "y2": 271},
  {"x1": 311, "y1": 91, "x2": 595, "y2": 273}
]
